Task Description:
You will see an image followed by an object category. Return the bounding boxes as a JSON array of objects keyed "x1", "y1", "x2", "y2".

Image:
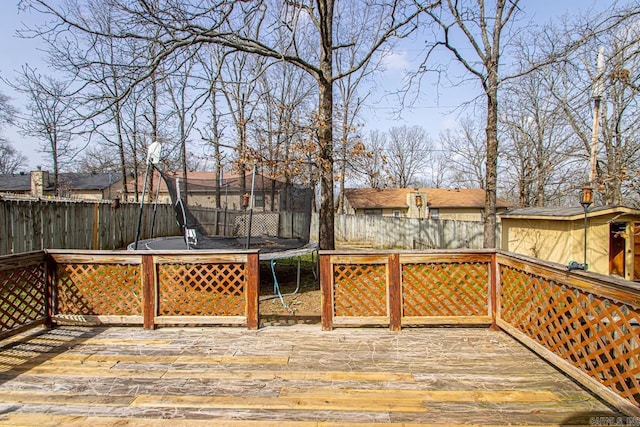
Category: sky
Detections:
[{"x1": 0, "y1": 0, "x2": 619, "y2": 171}]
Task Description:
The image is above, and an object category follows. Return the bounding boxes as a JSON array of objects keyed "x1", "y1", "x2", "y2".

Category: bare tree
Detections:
[
  {"x1": 197, "y1": 45, "x2": 229, "y2": 208},
  {"x1": 220, "y1": 50, "x2": 264, "y2": 197},
  {"x1": 439, "y1": 117, "x2": 486, "y2": 189},
  {"x1": 500, "y1": 65, "x2": 582, "y2": 208},
  {"x1": 76, "y1": 145, "x2": 120, "y2": 173},
  {"x1": 542, "y1": 12, "x2": 640, "y2": 207},
  {"x1": 165, "y1": 53, "x2": 206, "y2": 193},
  {"x1": 385, "y1": 125, "x2": 433, "y2": 188},
  {"x1": 422, "y1": 0, "x2": 522, "y2": 248},
  {"x1": 0, "y1": 93, "x2": 27, "y2": 174},
  {"x1": 350, "y1": 129, "x2": 387, "y2": 189},
  {"x1": 11, "y1": 66, "x2": 78, "y2": 192},
  {"x1": 23, "y1": 0, "x2": 433, "y2": 249},
  {"x1": 253, "y1": 60, "x2": 315, "y2": 210}
]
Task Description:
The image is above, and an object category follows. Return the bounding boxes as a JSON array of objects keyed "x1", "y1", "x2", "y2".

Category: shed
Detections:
[{"x1": 500, "y1": 206, "x2": 640, "y2": 281}]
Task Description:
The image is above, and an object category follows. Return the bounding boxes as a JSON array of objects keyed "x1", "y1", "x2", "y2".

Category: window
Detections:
[
  {"x1": 393, "y1": 210, "x2": 401, "y2": 218},
  {"x1": 255, "y1": 193, "x2": 264, "y2": 208},
  {"x1": 364, "y1": 209, "x2": 382, "y2": 215},
  {"x1": 429, "y1": 208, "x2": 439, "y2": 220}
]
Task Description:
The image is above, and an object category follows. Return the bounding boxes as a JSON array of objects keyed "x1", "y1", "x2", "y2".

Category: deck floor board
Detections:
[{"x1": 0, "y1": 324, "x2": 625, "y2": 425}]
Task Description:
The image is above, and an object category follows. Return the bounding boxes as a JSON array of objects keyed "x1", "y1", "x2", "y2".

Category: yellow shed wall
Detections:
[{"x1": 502, "y1": 213, "x2": 640, "y2": 280}]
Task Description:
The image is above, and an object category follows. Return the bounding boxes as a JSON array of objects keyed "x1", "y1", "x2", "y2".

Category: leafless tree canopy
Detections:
[{"x1": 8, "y1": 0, "x2": 640, "y2": 249}]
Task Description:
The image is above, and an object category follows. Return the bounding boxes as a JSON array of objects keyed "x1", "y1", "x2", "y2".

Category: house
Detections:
[
  {"x1": 125, "y1": 170, "x2": 312, "y2": 212},
  {"x1": 0, "y1": 170, "x2": 122, "y2": 200},
  {"x1": 341, "y1": 187, "x2": 511, "y2": 221},
  {"x1": 500, "y1": 205, "x2": 640, "y2": 281}
]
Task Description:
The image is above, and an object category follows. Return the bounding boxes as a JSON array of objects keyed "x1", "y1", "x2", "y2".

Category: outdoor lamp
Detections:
[
  {"x1": 580, "y1": 186, "x2": 593, "y2": 269},
  {"x1": 415, "y1": 194, "x2": 423, "y2": 209},
  {"x1": 580, "y1": 186, "x2": 593, "y2": 209},
  {"x1": 415, "y1": 194, "x2": 423, "y2": 219}
]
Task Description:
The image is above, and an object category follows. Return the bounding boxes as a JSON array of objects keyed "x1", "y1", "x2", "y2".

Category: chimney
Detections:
[{"x1": 30, "y1": 170, "x2": 50, "y2": 197}]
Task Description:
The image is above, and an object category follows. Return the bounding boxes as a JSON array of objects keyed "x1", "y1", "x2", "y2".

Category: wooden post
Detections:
[
  {"x1": 388, "y1": 253, "x2": 402, "y2": 332},
  {"x1": 320, "y1": 254, "x2": 333, "y2": 331},
  {"x1": 245, "y1": 252, "x2": 259, "y2": 330},
  {"x1": 44, "y1": 253, "x2": 55, "y2": 328},
  {"x1": 92, "y1": 203, "x2": 100, "y2": 250},
  {"x1": 142, "y1": 255, "x2": 156, "y2": 330},
  {"x1": 489, "y1": 252, "x2": 499, "y2": 331}
]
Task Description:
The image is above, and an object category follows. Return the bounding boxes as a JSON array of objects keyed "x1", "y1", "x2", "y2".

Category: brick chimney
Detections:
[{"x1": 30, "y1": 169, "x2": 50, "y2": 197}]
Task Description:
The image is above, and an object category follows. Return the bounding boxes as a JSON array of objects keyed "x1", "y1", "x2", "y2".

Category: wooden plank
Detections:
[
  {"x1": 130, "y1": 394, "x2": 428, "y2": 412},
  {"x1": 0, "y1": 251, "x2": 46, "y2": 272},
  {"x1": 0, "y1": 413, "x2": 541, "y2": 427},
  {"x1": 328, "y1": 254, "x2": 389, "y2": 265},
  {"x1": 153, "y1": 316, "x2": 246, "y2": 325},
  {"x1": 400, "y1": 253, "x2": 493, "y2": 264},
  {"x1": 401, "y1": 316, "x2": 492, "y2": 325},
  {"x1": 152, "y1": 251, "x2": 258, "y2": 264},
  {"x1": 0, "y1": 353, "x2": 289, "y2": 367},
  {"x1": 47, "y1": 253, "x2": 142, "y2": 265},
  {"x1": 0, "y1": 390, "x2": 135, "y2": 406},
  {"x1": 279, "y1": 387, "x2": 561, "y2": 402},
  {"x1": 333, "y1": 316, "x2": 389, "y2": 326},
  {"x1": 52, "y1": 315, "x2": 143, "y2": 325},
  {"x1": 6, "y1": 364, "x2": 166, "y2": 378},
  {"x1": 0, "y1": 414, "x2": 330, "y2": 427},
  {"x1": 161, "y1": 370, "x2": 416, "y2": 382}
]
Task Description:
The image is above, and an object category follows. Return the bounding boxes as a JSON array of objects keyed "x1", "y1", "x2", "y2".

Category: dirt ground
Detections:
[{"x1": 258, "y1": 259, "x2": 320, "y2": 319}]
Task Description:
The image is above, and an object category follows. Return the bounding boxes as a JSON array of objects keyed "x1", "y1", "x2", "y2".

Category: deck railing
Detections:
[
  {"x1": 0, "y1": 248, "x2": 638, "y2": 414},
  {"x1": 320, "y1": 251, "x2": 494, "y2": 330},
  {"x1": 496, "y1": 252, "x2": 640, "y2": 414},
  {"x1": 319, "y1": 249, "x2": 640, "y2": 415},
  {"x1": 0, "y1": 250, "x2": 261, "y2": 333},
  {"x1": 0, "y1": 251, "x2": 49, "y2": 340}
]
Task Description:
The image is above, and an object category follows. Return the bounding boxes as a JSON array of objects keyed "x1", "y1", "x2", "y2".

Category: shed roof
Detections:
[{"x1": 499, "y1": 205, "x2": 640, "y2": 221}]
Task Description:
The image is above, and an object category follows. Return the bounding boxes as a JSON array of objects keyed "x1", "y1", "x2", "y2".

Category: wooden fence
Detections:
[
  {"x1": 311, "y1": 214, "x2": 493, "y2": 249},
  {"x1": 0, "y1": 199, "x2": 311, "y2": 256},
  {"x1": 0, "y1": 199, "x2": 180, "y2": 255}
]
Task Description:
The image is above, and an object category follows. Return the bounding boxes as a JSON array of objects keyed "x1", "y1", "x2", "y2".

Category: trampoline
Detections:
[{"x1": 128, "y1": 152, "x2": 317, "y2": 310}]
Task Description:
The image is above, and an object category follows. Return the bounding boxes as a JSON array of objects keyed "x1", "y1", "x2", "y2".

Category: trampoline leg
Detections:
[{"x1": 271, "y1": 259, "x2": 288, "y2": 309}]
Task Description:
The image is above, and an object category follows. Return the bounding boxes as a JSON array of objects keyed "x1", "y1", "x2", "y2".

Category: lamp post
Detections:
[{"x1": 579, "y1": 186, "x2": 594, "y2": 269}]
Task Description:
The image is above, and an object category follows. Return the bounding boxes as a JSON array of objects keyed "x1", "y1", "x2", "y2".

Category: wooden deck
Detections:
[{"x1": 0, "y1": 324, "x2": 625, "y2": 426}]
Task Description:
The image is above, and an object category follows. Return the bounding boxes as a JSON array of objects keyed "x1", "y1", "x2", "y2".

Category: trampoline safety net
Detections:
[{"x1": 158, "y1": 170, "x2": 313, "y2": 253}]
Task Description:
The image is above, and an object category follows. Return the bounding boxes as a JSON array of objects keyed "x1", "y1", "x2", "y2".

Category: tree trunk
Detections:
[
  {"x1": 317, "y1": 0, "x2": 335, "y2": 250},
  {"x1": 483, "y1": 70, "x2": 499, "y2": 248}
]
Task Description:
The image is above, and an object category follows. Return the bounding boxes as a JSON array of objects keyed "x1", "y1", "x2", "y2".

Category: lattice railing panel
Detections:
[
  {"x1": 402, "y1": 262, "x2": 489, "y2": 317},
  {"x1": 0, "y1": 263, "x2": 46, "y2": 333},
  {"x1": 56, "y1": 264, "x2": 142, "y2": 315},
  {"x1": 333, "y1": 264, "x2": 387, "y2": 317},
  {"x1": 157, "y1": 263, "x2": 245, "y2": 316},
  {"x1": 500, "y1": 264, "x2": 640, "y2": 407}
]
